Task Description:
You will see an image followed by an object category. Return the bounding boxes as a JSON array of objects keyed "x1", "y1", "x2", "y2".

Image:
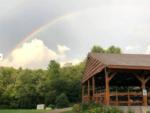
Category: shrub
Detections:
[
  {"x1": 87, "y1": 107, "x2": 103, "y2": 113},
  {"x1": 55, "y1": 93, "x2": 70, "y2": 108},
  {"x1": 80, "y1": 102, "x2": 124, "y2": 113},
  {"x1": 81, "y1": 101, "x2": 100, "y2": 111},
  {"x1": 72, "y1": 104, "x2": 82, "y2": 113},
  {"x1": 48, "y1": 104, "x2": 55, "y2": 109},
  {"x1": 72, "y1": 102, "x2": 124, "y2": 113},
  {"x1": 106, "y1": 107, "x2": 124, "y2": 113},
  {"x1": 86, "y1": 106, "x2": 123, "y2": 113},
  {"x1": 127, "y1": 109, "x2": 135, "y2": 113}
]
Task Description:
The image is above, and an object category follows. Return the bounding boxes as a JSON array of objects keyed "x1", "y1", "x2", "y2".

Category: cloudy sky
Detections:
[{"x1": 1, "y1": 0, "x2": 150, "y2": 69}]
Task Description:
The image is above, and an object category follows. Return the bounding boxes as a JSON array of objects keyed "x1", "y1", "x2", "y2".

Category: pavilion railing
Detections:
[{"x1": 83, "y1": 87, "x2": 150, "y2": 106}]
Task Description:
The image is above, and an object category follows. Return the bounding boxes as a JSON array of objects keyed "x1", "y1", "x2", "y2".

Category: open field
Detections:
[
  {"x1": 61, "y1": 111, "x2": 72, "y2": 113},
  {"x1": 48, "y1": 108, "x2": 72, "y2": 113},
  {"x1": 0, "y1": 110, "x2": 45, "y2": 113},
  {"x1": 0, "y1": 108, "x2": 72, "y2": 113}
]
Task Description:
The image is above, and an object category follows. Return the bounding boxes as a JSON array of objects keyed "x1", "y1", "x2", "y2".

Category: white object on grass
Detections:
[
  {"x1": 37, "y1": 104, "x2": 45, "y2": 110},
  {"x1": 46, "y1": 107, "x2": 52, "y2": 110}
]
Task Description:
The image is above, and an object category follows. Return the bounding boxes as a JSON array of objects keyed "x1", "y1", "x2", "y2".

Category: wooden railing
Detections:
[
  {"x1": 93, "y1": 93, "x2": 105, "y2": 104},
  {"x1": 83, "y1": 95, "x2": 90, "y2": 103},
  {"x1": 109, "y1": 91, "x2": 143, "y2": 106},
  {"x1": 83, "y1": 91, "x2": 150, "y2": 106}
]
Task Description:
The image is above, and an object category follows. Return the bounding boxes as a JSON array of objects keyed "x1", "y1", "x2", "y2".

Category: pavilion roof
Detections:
[
  {"x1": 90, "y1": 53, "x2": 150, "y2": 67},
  {"x1": 82, "y1": 53, "x2": 150, "y2": 83}
]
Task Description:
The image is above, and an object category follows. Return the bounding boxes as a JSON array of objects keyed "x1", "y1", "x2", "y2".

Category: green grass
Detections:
[
  {"x1": 61, "y1": 111, "x2": 72, "y2": 113},
  {"x1": 0, "y1": 110, "x2": 45, "y2": 113}
]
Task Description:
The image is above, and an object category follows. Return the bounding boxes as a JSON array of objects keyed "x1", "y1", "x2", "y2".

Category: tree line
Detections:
[{"x1": 0, "y1": 45, "x2": 121, "y2": 109}]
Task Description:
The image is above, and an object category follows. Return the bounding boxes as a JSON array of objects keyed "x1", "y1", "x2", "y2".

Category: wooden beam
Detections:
[
  {"x1": 82, "y1": 84, "x2": 84, "y2": 103},
  {"x1": 104, "y1": 70, "x2": 117, "y2": 105},
  {"x1": 135, "y1": 74, "x2": 150, "y2": 84},
  {"x1": 145, "y1": 76, "x2": 150, "y2": 84},
  {"x1": 128, "y1": 88, "x2": 131, "y2": 106},
  {"x1": 135, "y1": 74, "x2": 148, "y2": 106},
  {"x1": 108, "y1": 72, "x2": 116, "y2": 81},
  {"x1": 135, "y1": 75, "x2": 143, "y2": 83},
  {"x1": 92, "y1": 77, "x2": 95, "y2": 101},
  {"x1": 105, "y1": 68, "x2": 110, "y2": 105},
  {"x1": 115, "y1": 88, "x2": 118, "y2": 106},
  {"x1": 88, "y1": 80, "x2": 90, "y2": 101},
  {"x1": 141, "y1": 81, "x2": 147, "y2": 106},
  {"x1": 108, "y1": 65, "x2": 150, "y2": 70}
]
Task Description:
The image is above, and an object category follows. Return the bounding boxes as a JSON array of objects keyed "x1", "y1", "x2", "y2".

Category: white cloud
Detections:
[
  {"x1": 1, "y1": 39, "x2": 57, "y2": 68},
  {"x1": 124, "y1": 45, "x2": 150, "y2": 54},
  {"x1": 145, "y1": 46, "x2": 150, "y2": 54},
  {"x1": 124, "y1": 45, "x2": 142, "y2": 54},
  {"x1": 0, "y1": 39, "x2": 81, "y2": 69},
  {"x1": 60, "y1": 58, "x2": 82, "y2": 67},
  {"x1": 0, "y1": 53, "x2": 3, "y2": 61},
  {"x1": 57, "y1": 45, "x2": 70, "y2": 54}
]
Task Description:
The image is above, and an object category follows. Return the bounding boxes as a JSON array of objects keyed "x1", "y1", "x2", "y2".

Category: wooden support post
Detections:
[
  {"x1": 128, "y1": 88, "x2": 131, "y2": 106},
  {"x1": 88, "y1": 80, "x2": 90, "y2": 101},
  {"x1": 135, "y1": 75, "x2": 150, "y2": 106},
  {"x1": 92, "y1": 77, "x2": 95, "y2": 101},
  {"x1": 142, "y1": 82, "x2": 147, "y2": 106},
  {"x1": 105, "y1": 69, "x2": 116, "y2": 105},
  {"x1": 82, "y1": 84, "x2": 84, "y2": 103},
  {"x1": 116, "y1": 88, "x2": 118, "y2": 106},
  {"x1": 105, "y1": 70, "x2": 110, "y2": 105}
]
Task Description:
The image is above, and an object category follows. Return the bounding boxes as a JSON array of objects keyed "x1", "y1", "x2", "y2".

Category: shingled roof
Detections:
[
  {"x1": 82, "y1": 53, "x2": 150, "y2": 83},
  {"x1": 90, "y1": 53, "x2": 150, "y2": 67}
]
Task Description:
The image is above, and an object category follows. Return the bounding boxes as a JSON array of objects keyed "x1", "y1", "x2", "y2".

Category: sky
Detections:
[{"x1": 1, "y1": 0, "x2": 150, "y2": 69}]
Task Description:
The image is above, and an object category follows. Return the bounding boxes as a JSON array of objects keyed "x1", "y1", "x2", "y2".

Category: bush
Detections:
[
  {"x1": 127, "y1": 109, "x2": 135, "y2": 113},
  {"x1": 55, "y1": 93, "x2": 70, "y2": 108},
  {"x1": 81, "y1": 102, "x2": 101, "y2": 111},
  {"x1": 87, "y1": 107, "x2": 103, "y2": 113},
  {"x1": 106, "y1": 107, "x2": 124, "y2": 113},
  {"x1": 72, "y1": 104, "x2": 82, "y2": 113},
  {"x1": 72, "y1": 102, "x2": 124, "y2": 113},
  {"x1": 48, "y1": 104, "x2": 55, "y2": 109},
  {"x1": 86, "y1": 106, "x2": 123, "y2": 113}
]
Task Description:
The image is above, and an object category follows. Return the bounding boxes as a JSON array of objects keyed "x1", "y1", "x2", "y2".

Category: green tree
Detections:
[
  {"x1": 14, "y1": 69, "x2": 47, "y2": 108},
  {"x1": 61, "y1": 62, "x2": 85, "y2": 103},
  {"x1": 0, "y1": 45, "x2": 122, "y2": 109},
  {"x1": 91, "y1": 45, "x2": 122, "y2": 54},
  {"x1": 0, "y1": 61, "x2": 85, "y2": 108},
  {"x1": 48, "y1": 60, "x2": 60, "y2": 78},
  {"x1": 46, "y1": 60, "x2": 62, "y2": 105},
  {"x1": 0, "y1": 67, "x2": 17, "y2": 108},
  {"x1": 106, "y1": 45, "x2": 121, "y2": 54},
  {"x1": 15, "y1": 69, "x2": 37, "y2": 108},
  {"x1": 55, "y1": 93, "x2": 70, "y2": 108},
  {"x1": 91, "y1": 45, "x2": 105, "y2": 53}
]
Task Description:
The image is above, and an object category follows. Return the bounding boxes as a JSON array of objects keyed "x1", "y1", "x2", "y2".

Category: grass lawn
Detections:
[
  {"x1": 61, "y1": 111, "x2": 72, "y2": 113},
  {"x1": 0, "y1": 110, "x2": 45, "y2": 113}
]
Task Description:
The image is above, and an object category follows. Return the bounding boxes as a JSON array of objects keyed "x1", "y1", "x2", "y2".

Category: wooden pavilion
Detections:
[{"x1": 82, "y1": 53, "x2": 150, "y2": 106}]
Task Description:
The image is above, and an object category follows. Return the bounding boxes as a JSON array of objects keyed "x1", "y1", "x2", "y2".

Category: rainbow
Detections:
[
  {"x1": 7, "y1": 7, "x2": 98, "y2": 58},
  {"x1": 5, "y1": 11, "x2": 82, "y2": 59},
  {"x1": 14, "y1": 10, "x2": 83, "y2": 49}
]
